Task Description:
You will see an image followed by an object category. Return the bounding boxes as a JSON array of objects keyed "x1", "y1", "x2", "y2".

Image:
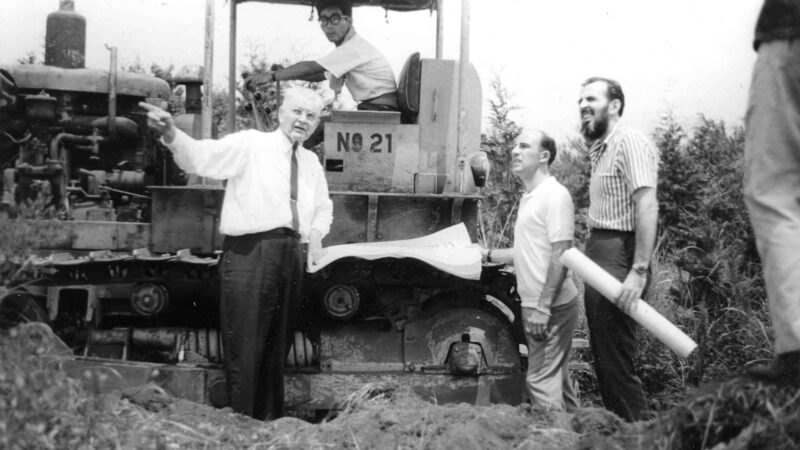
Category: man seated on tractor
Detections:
[{"x1": 246, "y1": 0, "x2": 399, "y2": 148}]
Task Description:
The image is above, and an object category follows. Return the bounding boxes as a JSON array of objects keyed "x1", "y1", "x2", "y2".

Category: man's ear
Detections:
[
  {"x1": 539, "y1": 149, "x2": 550, "y2": 164},
  {"x1": 609, "y1": 99, "x2": 622, "y2": 116}
]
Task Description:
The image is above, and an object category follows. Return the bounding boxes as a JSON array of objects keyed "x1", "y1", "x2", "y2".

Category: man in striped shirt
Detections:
[{"x1": 579, "y1": 77, "x2": 659, "y2": 422}]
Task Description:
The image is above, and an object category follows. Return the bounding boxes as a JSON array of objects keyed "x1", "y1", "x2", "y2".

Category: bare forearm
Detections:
[
  {"x1": 536, "y1": 240, "x2": 572, "y2": 308},
  {"x1": 275, "y1": 61, "x2": 327, "y2": 82},
  {"x1": 633, "y1": 188, "x2": 658, "y2": 268},
  {"x1": 487, "y1": 247, "x2": 514, "y2": 265}
]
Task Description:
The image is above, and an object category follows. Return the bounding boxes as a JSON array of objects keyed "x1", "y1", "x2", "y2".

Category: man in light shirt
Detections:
[
  {"x1": 481, "y1": 129, "x2": 579, "y2": 411},
  {"x1": 579, "y1": 77, "x2": 659, "y2": 421},
  {"x1": 139, "y1": 86, "x2": 333, "y2": 420},
  {"x1": 246, "y1": 0, "x2": 398, "y2": 147}
]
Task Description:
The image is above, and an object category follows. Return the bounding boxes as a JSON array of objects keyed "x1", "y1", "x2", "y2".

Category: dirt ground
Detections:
[
  {"x1": 7, "y1": 322, "x2": 798, "y2": 449},
  {"x1": 118, "y1": 382, "x2": 627, "y2": 449}
]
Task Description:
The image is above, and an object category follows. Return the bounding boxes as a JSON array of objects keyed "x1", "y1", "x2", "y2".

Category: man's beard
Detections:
[{"x1": 581, "y1": 112, "x2": 609, "y2": 141}]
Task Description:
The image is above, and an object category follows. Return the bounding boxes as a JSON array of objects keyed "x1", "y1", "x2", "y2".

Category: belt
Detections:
[
  {"x1": 589, "y1": 228, "x2": 634, "y2": 235},
  {"x1": 249, "y1": 227, "x2": 300, "y2": 239}
]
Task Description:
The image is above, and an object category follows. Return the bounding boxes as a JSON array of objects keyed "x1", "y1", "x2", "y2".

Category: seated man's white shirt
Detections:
[
  {"x1": 513, "y1": 176, "x2": 578, "y2": 309},
  {"x1": 165, "y1": 128, "x2": 333, "y2": 242},
  {"x1": 315, "y1": 33, "x2": 397, "y2": 102}
]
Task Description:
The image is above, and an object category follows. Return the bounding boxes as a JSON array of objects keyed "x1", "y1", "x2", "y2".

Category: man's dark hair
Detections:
[
  {"x1": 583, "y1": 76, "x2": 625, "y2": 116},
  {"x1": 539, "y1": 132, "x2": 557, "y2": 166},
  {"x1": 317, "y1": 0, "x2": 352, "y2": 17}
]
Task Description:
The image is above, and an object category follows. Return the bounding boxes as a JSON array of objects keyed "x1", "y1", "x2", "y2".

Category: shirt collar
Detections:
[
  {"x1": 522, "y1": 174, "x2": 553, "y2": 198},
  {"x1": 589, "y1": 120, "x2": 623, "y2": 164},
  {"x1": 278, "y1": 130, "x2": 299, "y2": 155}
]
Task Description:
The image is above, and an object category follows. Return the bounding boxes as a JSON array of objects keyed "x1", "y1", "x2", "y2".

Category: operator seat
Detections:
[{"x1": 397, "y1": 52, "x2": 421, "y2": 124}]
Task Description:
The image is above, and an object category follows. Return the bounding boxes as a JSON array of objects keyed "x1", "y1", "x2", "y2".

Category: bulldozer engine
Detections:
[{"x1": 0, "y1": 1, "x2": 180, "y2": 222}]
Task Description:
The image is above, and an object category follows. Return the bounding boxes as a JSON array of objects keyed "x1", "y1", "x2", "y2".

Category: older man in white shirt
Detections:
[{"x1": 140, "y1": 86, "x2": 333, "y2": 420}]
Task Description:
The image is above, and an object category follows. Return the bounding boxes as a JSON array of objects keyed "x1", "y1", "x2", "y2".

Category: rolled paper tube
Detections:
[{"x1": 560, "y1": 248, "x2": 697, "y2": 358}]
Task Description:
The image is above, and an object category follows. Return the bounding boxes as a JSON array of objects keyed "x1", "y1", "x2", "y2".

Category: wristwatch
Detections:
[{"x1": 632, "y1": 263, "x2": 649, "y2": 275}]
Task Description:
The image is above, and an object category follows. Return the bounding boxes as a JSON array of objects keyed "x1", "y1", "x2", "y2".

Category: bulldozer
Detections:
[{"x1": 0, "y1": 0, "x2": 530, "y2": 413}]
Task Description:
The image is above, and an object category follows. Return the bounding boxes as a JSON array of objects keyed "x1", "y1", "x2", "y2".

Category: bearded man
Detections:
[{"x1": 578, "y1": 77, "x2": 660, "y2": 422}]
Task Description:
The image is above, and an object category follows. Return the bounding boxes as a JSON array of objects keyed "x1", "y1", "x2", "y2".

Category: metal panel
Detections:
[
  {"x1": 326, "y1": 193, "x2": 480, "y2": 245},
  {"x1": 324, "y1": 123, "x2": 419, "y2": 192},
  {"x1": 150, "y1": 186, "x2": 224, "y2": 254},
  {"x1": 318, "y1": 326, "x2": 404, "y2": 372},
  {"x1": 0, "y1": 219, "x2": 150, "y2": 251},
  {"x1": 403, "y1": 308, "x2": 520, "y2": 373},
  {"x1": 72, "y1": 221, "x2": 151, "y2": 250},
  {"x1": 416, "y1": 59, "x2": 482, "y2": 194},
  {"x1": 53, "y1": 357, "x2": 223, "y2": 405},
  {"x1": 375, "y1": 195, "x2": 479, "y2": 241},
  {"x1": 328, "y1": 193, "x2": 369, "y2": 244}
]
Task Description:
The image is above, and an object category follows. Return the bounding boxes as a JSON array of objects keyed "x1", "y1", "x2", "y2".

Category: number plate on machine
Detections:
[{"x1": 324, "y1": 123, "x2": 419, "y2": 192}]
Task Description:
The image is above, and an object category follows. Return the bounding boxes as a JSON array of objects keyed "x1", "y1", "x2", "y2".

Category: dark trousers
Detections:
[
  {"x1": 584, "y1": 229, "x2": 650, "y2": 422},
  {"x1": 219, "y1": 229, "x2": 303, "y2": 420}
]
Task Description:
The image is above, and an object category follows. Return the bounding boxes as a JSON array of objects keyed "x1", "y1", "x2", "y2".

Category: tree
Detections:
[{"x1": 479, "y1": 75, "x2": 523, "y2": 248}]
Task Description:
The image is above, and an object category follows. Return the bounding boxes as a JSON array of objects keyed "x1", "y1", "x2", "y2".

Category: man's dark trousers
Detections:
[
  {"x1": 584, "y1": 229, "x2": 650, "y2": 422},
  {"x1": 219, "y1": 229, "x2": 303, "y2": 420}
]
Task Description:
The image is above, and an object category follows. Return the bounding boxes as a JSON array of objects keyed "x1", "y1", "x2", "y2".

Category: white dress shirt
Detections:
[{"x1": 165, "y1": 128, "x2": 333, "y2": 242}]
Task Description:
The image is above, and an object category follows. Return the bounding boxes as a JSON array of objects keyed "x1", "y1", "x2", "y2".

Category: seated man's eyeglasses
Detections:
[{"x1": 319, "y1": 14, "x2": 344, "y2": 26}]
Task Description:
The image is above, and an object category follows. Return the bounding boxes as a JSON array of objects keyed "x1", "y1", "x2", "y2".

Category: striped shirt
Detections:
[{"x1": 588, "y1": 122, "x2": 659, "y2": 231}]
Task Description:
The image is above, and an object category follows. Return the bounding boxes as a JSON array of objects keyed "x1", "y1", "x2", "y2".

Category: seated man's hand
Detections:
[{"x1": 244, "y1": 72, "x2": 275, "y2": 92}]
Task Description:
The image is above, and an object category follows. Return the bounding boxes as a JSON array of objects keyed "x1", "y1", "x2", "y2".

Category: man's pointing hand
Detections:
[{"x1": 139, "y1": 101, "x2": 177, "y2": 143}]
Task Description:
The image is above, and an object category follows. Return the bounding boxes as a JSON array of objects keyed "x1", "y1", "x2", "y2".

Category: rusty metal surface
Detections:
[
  {"x1": 327, "y1": 192, "x2": 480, "y2": 245},
  {"x1": 52, "y1": 357, "x2": 222, "y2": 405},
  {"x1": 71, "y1": 220, "x2": 151, "y2": 250},
  {"x1": 403, "y1": 308, "x2": 519, "y2": 374},
  {"x1": 284, "y1": 371, "x2": 525, "y2": 410},
  {"x1": 0, "y1": 219, "x2": 150, "y2": 251},
  {"x1": 319, "y1": 326, "x2": 404, "y2": 372},
  {"x1": 50, "y1": 354, "x2": 524, "y2": 411},
  {"x1": 150, "y1": 187, "x2": 224, "y2": 254},
  {"x1": 2, "y1": 64, "x2": 171, "y2": 99}
]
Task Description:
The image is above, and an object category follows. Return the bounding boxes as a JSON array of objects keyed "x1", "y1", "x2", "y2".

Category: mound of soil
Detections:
[{"x1": 119, "y1": 382, "x2": 627, "y2": 449}]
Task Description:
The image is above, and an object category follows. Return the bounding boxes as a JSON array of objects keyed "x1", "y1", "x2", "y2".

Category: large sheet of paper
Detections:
[{"x1": 309, "y1": 223, "x2": 482, "y2": 280}]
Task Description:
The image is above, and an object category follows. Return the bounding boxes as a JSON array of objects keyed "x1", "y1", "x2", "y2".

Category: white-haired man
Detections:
[{"x1": 140, "y1": 86, "x2": 333, "y2": 420}]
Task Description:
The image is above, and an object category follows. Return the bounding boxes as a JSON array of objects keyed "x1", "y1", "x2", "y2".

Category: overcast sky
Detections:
[{"x1": 1, "y1": 0, "x2": 762, "y2": 141}]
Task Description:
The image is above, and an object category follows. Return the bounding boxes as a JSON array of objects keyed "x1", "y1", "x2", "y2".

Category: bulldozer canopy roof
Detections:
[{"x1": 234, "y1": 0, "x2": 435, "y2": 12}]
